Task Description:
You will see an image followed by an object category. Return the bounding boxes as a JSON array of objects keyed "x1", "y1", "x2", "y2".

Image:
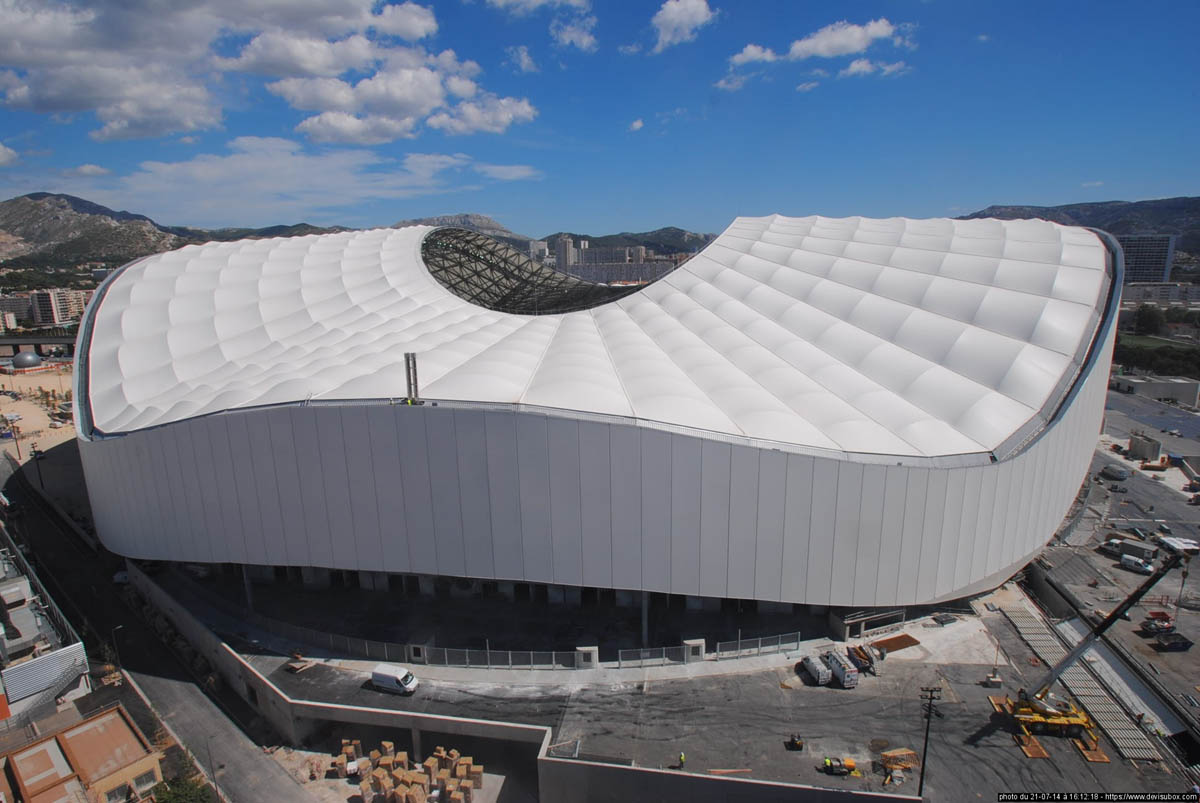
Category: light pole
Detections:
[
  {"x1": 111, "y1": 624, "x2": 124, "y2": 670},
  {"x1": 31, "y1": 441, "x2": 43, "y2": 490},
  {"x1": 206, "y1": 735, "x2": 223, "y2": 802},
  {"x1": 918, "y1": 686, "x2": 942, "y2": 798}
]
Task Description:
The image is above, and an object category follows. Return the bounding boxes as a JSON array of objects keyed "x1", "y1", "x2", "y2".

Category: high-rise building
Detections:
[
  {"x1": 528, "y1": 240, "x2": 548, "y2": 261},
  {"x1": 0, "y1": 295, "x2": 31, "y2": 322},
  {"x1": 31, "y1": 289, "x2": 89, "y2": 325},
  {"x1": 1117, "y1": 234, "x2": 1177, "y2": 283},
  {"x1": 554, "y1": 234, "x2": 576, "y2": 267}
]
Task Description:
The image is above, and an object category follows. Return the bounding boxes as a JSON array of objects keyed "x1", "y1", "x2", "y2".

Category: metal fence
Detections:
[
  {"x1": 713, "y1": 632, "x2": 802, "y2": 660},
  {"x1": 617, "y1": 646, "x2": 687, "y2": 668},
  {"x1": 167, "y1": 569, "x2": 804, "y2": 671}
]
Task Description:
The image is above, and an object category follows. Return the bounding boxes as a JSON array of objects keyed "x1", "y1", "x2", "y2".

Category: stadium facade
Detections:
[{"x1": 74, "y1": 216, "x2": 1121, "y2": 608}]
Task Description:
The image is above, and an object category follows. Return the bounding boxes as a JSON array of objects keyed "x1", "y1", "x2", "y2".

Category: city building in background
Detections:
[
  {"x1": 1111, "y1": 374, "x2": 1200, "y2": 406},
  {"x1": 31, "y1": 289, "x2": 90, "y2": 326},
  {"x1": 1117, "y1": 234, "x2": 1178, "y2": 283},
  {"x1": 75, "y1": 216, "x2": 1118, "y2": 611}
]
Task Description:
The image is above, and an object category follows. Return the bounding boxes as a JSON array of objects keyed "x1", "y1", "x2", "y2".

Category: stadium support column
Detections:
[
  {"x1": 641, "y1": 591, "x2": 649, "y2": 647},
  {"x1": 242, "y1": 565, "x2": 254, "y2": 612}
]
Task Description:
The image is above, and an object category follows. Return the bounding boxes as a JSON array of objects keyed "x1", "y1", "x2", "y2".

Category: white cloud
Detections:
[
  {"x1": 0, "y1": 144, "x2": 17, "y2": 166},
  {"x1": 795, "y1": 81, "x2": 818, "y2": 92},
  {"x1": 268, "y1": 77, "x2": 359, "y2": 112},
  {"x1": 1081, "y1": 180, "x2": 1104, "y2": 188},
  {"x1": 551, "y1": 15, "x2": 598, "y2": 52},
  {"x1": 179, "y1": 136, "x2": 198, "y2": 144},
  {"x1": 976, "y1": 34, "x2": 990, "y2": 43},
  {"x1": 506, "y1": 45, "x2": 539, "y2": 73},
  {"x1": 837, "y1": 59, "x2": 908, "y2": 78},
  {"x1": 473, "y1": 163, "x2": 541, "y2": 180},
  {"x1": 730, "y1": 44, "x2": 779, "y2": 66},
  {"x1": 427, "y1": 94, "x2": 537, "y2": 135},
  {"x1": 789, "y1": 18, "x2": 896, "y2": 59},
  {"x1": 370, "y1": 2, "x2": 438, "y2": 40},
  {"x1": 65, "y1": 163, "x2": 110, "y2": 176},
  {"x1": 218, "y1": 31, "x2": 377, "y2": 77},
  {"x1": 297, "y1": 112, "x2": 418, "y2": 144},
  {"x1": 839, "y1": 58, "x2": 876, "y2": 77},
  {"x1": 486, "y1": 0, "x2": 588, "y2": 14},
  {"x1": 628, "y1": 118, "x2": 644, "y2": 131},
  {"x1": 0, "y1": 1, "x2": 533, "y2": 143},
  {"x1": 67, "y1": 136, "x2": 503, "y2": 227},
  {"x1": 714, "y1": 73, "x2": 749, "y2": 91},
  {"x1": 618, "y1": 43, "x2": 642, "y2": 55},
  {"x1": 651, "y1": 0, "x2": 716, "y2": 53}
]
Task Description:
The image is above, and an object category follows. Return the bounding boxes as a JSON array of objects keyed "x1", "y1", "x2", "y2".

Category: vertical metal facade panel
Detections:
[
  {"x1": 453, "y1": 410, "x2": 496, "y2": 580},
  {"x1": 171, "y1": 423, "x2": 209, "y2": 562},
  {"x1": 315, "y1": 409, "x2": 353, "y2": 570},
  {"x1": 985, "y1": 459, "x2": 1015, "y2": 575},
  {"x1": 669, "y1": 436, "x2": 702, "y2": 596},
  {"x1": 225, "y1": 415, "x2": 265, "y2": 565},
  {"x1": 424, "y1": 409, "x2": 466, "y2": 577},
  {"x1": 725, "y1": 445, "x2": 759, "y2": 600},
  {"x1": 699, "y1": 441, "x2": 732, "y2": 598},
  {"x1": 156, "y1": 424, "x2": 190, "y2": 561},
  {"x1": 291, "y1": 409, "x2": 331, "y2": 569},
  {"x1": 875, "y1": 466, "x2": 910, "y2": 605},
  {"x1": 609, "y1": 424, "x2": 641, "y2": 590},
  {"x1": 367, "y1": 406, "x2": 410, "y2": 573},
  {"x1": 341, "y1": 407, "x2": 384, "y2": 569},
  {"x1": 779, "y1": 454, "x2": 814, "y2": 603},
  {"x1": 244, "y1": 417, "x2": 287, "y2": 566},
  {"x1": 396, "y1": 410, "x2": 437, "y2": 573},
  {"x1": 753, "y1": 450, "x2": 787, "y2": 602},
  {"x1": 204, "y1": 417, "x2": 245, "y2": 565},
  {"x1": 829, "y1": 462, "x2": 865, "y2": 607},
  {"x1": 185, "y1": 420, "x2": 222, "y2": 564},
  {"x1": 954, "y1": 468, "x2": 984, "y2": 592},
  {"x1": 934, "y1": 469, "x2": 966, "y2": 599},
  {"x1": 268, "y1": 408, "x2": 310, "y2": 567},
  {"x1": 578, "y1": 422, "x2": 613, "y2": 588},
  {"x1": 483, "y1": 411, "x2": 524, "y2": 581},
  {"x1": 805, "y1": 458, "x2": 838, "y2": 604},
  {"x1": 516, "y1": 414, "x2": 554, "y2": 583},
  {"x1": 547, "y1": 417, "x2": 583, "y2": 585},
  {"x1": 127, "y1": 433, "x2": 159, "y2": 556},
  {"x1": 853, "y1": 464, "x2": 886, "y2": 604},
  {"x1": 916, "y1": 471, "x2": 947, "y2": 602},
  {"x1": 639, "y1": 430, "x2": 672, "y2": 593},
  {"x1": 970, "y1": 465, "x2": 998, "y2": 582}
]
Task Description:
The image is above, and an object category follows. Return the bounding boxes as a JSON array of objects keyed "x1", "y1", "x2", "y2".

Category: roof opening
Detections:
[{"x1": 421, "y1": 227, "x2": 651, "y2": 314}]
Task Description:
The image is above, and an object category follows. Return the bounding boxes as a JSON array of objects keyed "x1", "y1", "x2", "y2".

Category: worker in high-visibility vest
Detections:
[{"x1": 679, "y1": 752, "x2": 685, "y2": 768}]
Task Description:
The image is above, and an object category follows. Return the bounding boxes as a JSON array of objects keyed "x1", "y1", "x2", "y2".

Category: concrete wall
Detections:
[
  {"x1": 539, "y1": 758, "x2": 918, "y2": 803},
  {"x1": 84, "y1": 322, "x2": 1111, "y2": 608}
]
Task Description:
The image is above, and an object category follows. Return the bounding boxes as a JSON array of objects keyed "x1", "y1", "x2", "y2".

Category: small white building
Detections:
[{"x1": 1112, "y1": 375, "x2": 1200, "y2": 406}]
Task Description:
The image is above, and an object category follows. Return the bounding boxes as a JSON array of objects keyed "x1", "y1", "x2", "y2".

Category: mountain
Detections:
[
  {"x1": 0, "y1": 193, "x2": 349, "y2": 268},
  {"x1": 393, "y1": 213, "x2": 534, "y2": 251},
  {"x1": 959, "y1": 196, "x2": 1200, "y2": 253},
  {"x1": 543, "y1": 226, "x2": 716, "y2": 254},
  {"x1": 0, "y1": 193, "x2": 187, "y2": 265}
]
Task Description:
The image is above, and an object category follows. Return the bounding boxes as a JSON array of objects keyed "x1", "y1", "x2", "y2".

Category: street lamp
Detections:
[{"x1": 111, "y1": 624, "x2": 124, "y2": 671}]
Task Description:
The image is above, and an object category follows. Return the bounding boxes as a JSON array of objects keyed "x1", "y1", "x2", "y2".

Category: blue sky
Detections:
[{"x1": 0, "y1": 0, "x2": 1196, "y2": 237}]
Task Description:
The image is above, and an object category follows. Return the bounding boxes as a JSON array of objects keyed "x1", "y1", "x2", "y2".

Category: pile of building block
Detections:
[{"x1": 331, "y1": 739, "x2": 483, "y2": 803}]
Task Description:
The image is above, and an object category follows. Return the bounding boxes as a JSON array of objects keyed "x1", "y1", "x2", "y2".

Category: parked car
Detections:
[
  {"x1": 1120, "y1": 554, "x2": 1154, "y2": 575},
  {"x1": 1109, "y1": 484, "x2": 1127, "y2": 493}
]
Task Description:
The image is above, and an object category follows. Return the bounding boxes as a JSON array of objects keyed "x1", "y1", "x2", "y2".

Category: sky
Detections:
[{"x1": 0, "y1": 0, "x2": 1197, "y2": 238}]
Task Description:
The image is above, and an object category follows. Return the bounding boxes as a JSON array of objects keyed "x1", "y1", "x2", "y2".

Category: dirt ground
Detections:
[{"x1": 0, "y1": 362, "x2": 75, "y2": 457}]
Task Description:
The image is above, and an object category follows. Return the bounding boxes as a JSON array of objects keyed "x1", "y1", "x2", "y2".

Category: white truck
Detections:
[
  {"x1": 822, "y1": 650, "x2": 859, "y2": 689},
  {"x1": 800, "y1": 654, "x2": 832, "y2": 685},
  {"x1": 370, "y1": 663, "x2": 419, "y2": 694}
]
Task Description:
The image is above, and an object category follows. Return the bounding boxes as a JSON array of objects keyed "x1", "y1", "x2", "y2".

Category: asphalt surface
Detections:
[{"x1": 0, "y1": 456, "x2": 313, "y2": 803}]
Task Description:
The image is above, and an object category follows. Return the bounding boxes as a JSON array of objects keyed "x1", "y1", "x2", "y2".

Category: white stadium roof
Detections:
[{"x1": 81, "y1": 215, "x2": 1112, "y2": 459}]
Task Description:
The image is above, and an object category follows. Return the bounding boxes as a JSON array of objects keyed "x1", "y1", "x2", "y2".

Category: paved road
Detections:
[{"x1": 0, "y1": 461, "x2": 313, "y2": 803}]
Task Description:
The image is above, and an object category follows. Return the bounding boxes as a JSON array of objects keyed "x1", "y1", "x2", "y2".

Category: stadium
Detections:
[{"x1": 74, "y1": 215, "x2": 1120, "y2": 611}]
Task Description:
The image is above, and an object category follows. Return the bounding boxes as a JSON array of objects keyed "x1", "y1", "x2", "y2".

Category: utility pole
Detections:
[{"x1": 918, "y1": 686, "x2": 942, "y2": 798}]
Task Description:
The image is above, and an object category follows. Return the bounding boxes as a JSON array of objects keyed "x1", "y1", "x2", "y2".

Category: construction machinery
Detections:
[
  {"x1": 818, "y1": 756, "x2": 856, "y2": 776},
  {"x1": 1006, "y1": 546, "x2": 1187, "y2": 741}
]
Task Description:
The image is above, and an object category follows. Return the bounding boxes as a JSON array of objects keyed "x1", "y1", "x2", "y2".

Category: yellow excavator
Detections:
[{"x1": 1007, "y1": 545, "x2": 1187, "y2": 739}]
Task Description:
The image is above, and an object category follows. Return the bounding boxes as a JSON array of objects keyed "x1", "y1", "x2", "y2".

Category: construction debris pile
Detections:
[{"x1": 333, "y1": 739, "x2": 484, "y2": 803}]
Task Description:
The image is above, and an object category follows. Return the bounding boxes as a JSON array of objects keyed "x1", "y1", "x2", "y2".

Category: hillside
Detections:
[
  {"x1": 960, "y1": 196, "x2": 1200, "y2": 253},
  {"x1": 542, "y1": 226, "x2": 716, "y2": 254}
]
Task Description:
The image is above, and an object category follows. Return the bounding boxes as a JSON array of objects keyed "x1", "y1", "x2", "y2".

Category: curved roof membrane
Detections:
[{"x1": 79, "y1": 215, "x2": 1113, "y2": 460}]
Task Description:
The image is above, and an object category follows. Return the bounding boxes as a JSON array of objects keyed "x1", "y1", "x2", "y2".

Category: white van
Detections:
[
  {"x1": 1120, "y1": 554, "x2": 1154, "y2": 575},
  {"x1": 371, "y1": 663, "x2": 419, "y2": 694}
]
